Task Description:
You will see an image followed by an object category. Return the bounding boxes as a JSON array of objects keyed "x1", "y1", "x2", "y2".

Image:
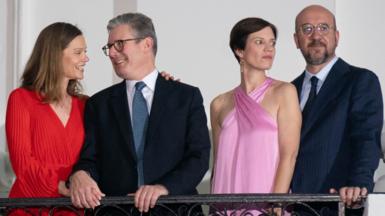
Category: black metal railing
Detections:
[{"x1": 0, "y1": 194, "x2": 356, "y2": 216}]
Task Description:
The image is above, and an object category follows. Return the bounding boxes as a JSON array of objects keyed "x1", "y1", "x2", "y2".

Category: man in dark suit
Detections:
[
  {"x1": 68, "y1": 12, "x2": 210, "y2": 213},
  {"x1": 291, "y1": 5, "x2": 383, "y2": 215}
]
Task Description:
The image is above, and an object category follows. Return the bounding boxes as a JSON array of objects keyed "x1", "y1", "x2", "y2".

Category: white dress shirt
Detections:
[
  {"x1": 300, "y1": 56, "x2": 339, "y2": 110},
  {"x1": 125, "y1": 69, "x2": 158, "y2": 122}
]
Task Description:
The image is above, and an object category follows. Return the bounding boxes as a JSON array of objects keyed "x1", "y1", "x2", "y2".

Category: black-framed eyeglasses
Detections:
[
  {"x1": 102, "y1": 38, "x2": 144, "y2": 56},
  {"x1": 299, "y1": 23, "x2": 333, "y2": 36}
]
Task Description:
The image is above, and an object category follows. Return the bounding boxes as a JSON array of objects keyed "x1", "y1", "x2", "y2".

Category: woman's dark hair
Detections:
[{"x1": 230, "y1": 17, "x2": 277, "y2": 63}]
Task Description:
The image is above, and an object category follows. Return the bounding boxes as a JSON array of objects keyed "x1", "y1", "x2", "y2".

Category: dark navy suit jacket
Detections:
[
  {"x1": 291, "y1": 58, "x2": 383, "y2": 193},
  {"x1": 72, "y1": 76, "x2": 211, "y2": 196}
]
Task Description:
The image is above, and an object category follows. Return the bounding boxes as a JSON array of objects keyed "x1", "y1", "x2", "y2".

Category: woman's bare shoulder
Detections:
[
  {"x1": 270, "y1": 80, "x2": 298, "y2": 98},
  {"x1": 211, "y1": 89, "x2": 234, "y2": 110}
]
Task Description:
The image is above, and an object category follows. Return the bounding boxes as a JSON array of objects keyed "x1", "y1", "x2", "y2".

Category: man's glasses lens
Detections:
[
  {"x1": 102, "y1": 38, "x2": 143, "y2": 56},
  {"x1": 301, "y1": 23, "x2": 330, "y2": 36}
]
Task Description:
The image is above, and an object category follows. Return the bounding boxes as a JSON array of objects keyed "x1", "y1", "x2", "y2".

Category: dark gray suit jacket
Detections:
[{"x1": 72, "y1": 76, "x2": 211, "y2": 196}]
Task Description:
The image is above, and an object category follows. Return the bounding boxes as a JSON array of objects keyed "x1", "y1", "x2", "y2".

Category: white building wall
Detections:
[
  {"x1": 0, "y1": 0, "x2": 8, "y2": 197},
  {"x1": 0, "y1": 0, "x2": 7, "y2": 132}
]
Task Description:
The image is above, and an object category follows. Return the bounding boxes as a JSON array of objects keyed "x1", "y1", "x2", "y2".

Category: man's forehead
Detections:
[
  {"x1": 298, "y1": 7, "x2": 334, "y2": 22},
  {"x1": 298, "y1": 11, "x2": 333, "y2": 25},
  {"x1": 108, "y1": 25, "x2": 134, "y2": 40}
]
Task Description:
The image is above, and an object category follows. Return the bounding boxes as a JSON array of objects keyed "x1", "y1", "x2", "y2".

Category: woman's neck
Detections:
[
  {"x1": 57, "y1": 78, "x2": 71, "y2": 102},
  {"x1": 240, "y1": 68, "x2": 267, "y2": 93}
]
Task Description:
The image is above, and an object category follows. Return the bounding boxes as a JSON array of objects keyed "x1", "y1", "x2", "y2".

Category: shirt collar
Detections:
[
  {"x1": 125, "y1": 69, "x2": 158, "y2": 92},
  {"x1": 304, "y1": 56, "x2": 339, "y2": 83}
]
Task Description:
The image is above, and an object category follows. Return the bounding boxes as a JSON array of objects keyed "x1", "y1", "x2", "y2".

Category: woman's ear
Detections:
[{"x1": 235, "y1": 49, "x2": 244, "y2": 59}]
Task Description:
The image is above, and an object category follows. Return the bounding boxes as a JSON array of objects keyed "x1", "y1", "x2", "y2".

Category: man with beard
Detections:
[{"x1": 291, "y1": 5, "x2": 383, "y2": 215}]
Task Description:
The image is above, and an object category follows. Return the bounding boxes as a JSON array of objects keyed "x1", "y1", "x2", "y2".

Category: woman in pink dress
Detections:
[{"x1": 210, "y1": 17, "x2": 301, "y2": 214}]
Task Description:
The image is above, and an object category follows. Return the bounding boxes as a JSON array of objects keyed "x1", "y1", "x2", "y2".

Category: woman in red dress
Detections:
[{"x1": 5, "y1": 22, "x2": 89, "y2": 215}]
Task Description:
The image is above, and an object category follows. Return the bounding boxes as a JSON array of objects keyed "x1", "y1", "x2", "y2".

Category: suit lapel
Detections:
[
  {"x1": 301, "y1": 59, "x2": 350, "y2": 137},
  {"x1": 110, "y1": 81, "x2": 137, "y2": 160},
  {"x1": 145, "y1": 76, "x2": 172, "y2": 148}
]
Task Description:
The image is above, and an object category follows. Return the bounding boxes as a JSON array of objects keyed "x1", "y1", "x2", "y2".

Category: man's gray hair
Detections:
[{"x1": 107, "y1": 12, "x2": 157, "y2": 55}]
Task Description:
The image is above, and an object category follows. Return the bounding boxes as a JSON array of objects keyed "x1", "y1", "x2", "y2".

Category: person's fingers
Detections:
[
  {"x1": 59, "y1": 181, "x2": 70, "y2": 197},
  {"x1": 64, "y1": 188, "x2": 70, "y2": 197},
  {"x1": 329, "y1": 188, "x2": 337, "y2": 194},
  {"x1": 351, "y1": 187, "x2": 368, "y2": 208},
  {"x1": 136, "y1": 186, "x2": 148, "y2": 212},
  {"x1": 144, "y1": 188, "x2": 155, "y2": 212},
  {"x1": 339, "y1": 187, "x2": 347, "y2": 204},
  {"x1": 74, "y1": 193, "x2": 84, "y2": 208},
  {"x1": 150, "y1": 185, "x2": 168, "y2": 209},
  {"x1": 85, "y1": 190, "x2": 96, "y2": 209},
  {"x1": 78, "y1": 187, "x2": 98, "y2": 209},
  {"x1": 139, "y1": 186, "x2": 150, "y2": 212},
  {"x1": 79, "y1": 183, "x2": 103, "y2": 208},
  {"x1": 133, "y1": 185, "x2": 168, "y2": 212},
  {"x1": 91, "y1": 187, "x2": 105, "y2": 201},
  {"x1": 88, "y1": 189, "x2": 101, "y2": 208},
  {"x1": 88, "y1": 186, "x2": 102, "y2": 208},
  {"x1": 150, "y1": 191, "x2": 159, "y2": 208},
  {"x1": 79, "y1": 189, "x2": 91, "y2": 209},
  {"x1": 345, "y1": 188, "x2": 354, "y2": 206},
  {"x1": 274, "y1": 207, "x2": 282, "y2": 216},
  {"x1": 160, "y1": 71, "x2": 171, "y2": 80},
  {"x1": 135, "y1": 186, "x2": 144, "y2": 208},
  {"x1": 361, "y1": 187, "x2": 368, "y2": 197},
  {"x1": 71, "y1": 191, "x2": 82, "y2": 208},
  {"x1": 69, "y1": 171, "x2": 104, "y2": 209},
  {"x1": 137, "y1": 190, "x2": 144, "y2": 212},
  {"x1": 352, "y1": 187, "x2": 361, "y2": 203}
]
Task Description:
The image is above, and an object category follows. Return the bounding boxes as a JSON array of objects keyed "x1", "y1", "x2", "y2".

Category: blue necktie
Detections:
[
  {"x1": 302, "y1": 76, "x2": 319, "y2": 120},
  {"x1": 132, "y1": 81, "x2": 149, "y2": 186}
]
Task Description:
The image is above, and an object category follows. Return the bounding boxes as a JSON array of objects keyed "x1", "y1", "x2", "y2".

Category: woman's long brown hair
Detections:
[{"x1": 21, "y1": 22, "x2": 83, "y2": 102}]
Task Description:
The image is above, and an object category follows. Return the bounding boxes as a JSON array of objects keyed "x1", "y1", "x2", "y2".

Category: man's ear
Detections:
[
  {"x1": 293, "y1": 33, "x2": 300, "y2": 49},
  {"x1": 143, "y1": 37, "x2": 154, "y2": 52},
  {"x1": 335, "y1": 30, "x2": 340, "y2": 47}
]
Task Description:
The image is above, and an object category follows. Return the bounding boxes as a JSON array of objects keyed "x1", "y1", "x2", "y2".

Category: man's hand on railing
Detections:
[
  {"x1": 69, "y1": 170, "x2": 105, "y2": 209},
  {"x1": 330, "y1": 186, "x2": 367, "y2": 208},
  {"x1": 134, "y1": 184, "x2": 169, "y2": 213}
]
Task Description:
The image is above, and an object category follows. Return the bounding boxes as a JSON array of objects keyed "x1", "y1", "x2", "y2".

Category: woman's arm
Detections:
[
  {"x1": 6, "y1": 90, "x2": 65, "y2": 196},
  {"x1": 272, "y1": 83, "x2": 301, "y2": 193},
  {"x1": 209, "y1": 95, "x2": 223, "y2": 187}
]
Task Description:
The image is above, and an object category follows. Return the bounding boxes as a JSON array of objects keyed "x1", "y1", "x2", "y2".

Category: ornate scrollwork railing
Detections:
[{"x1": 0, "y1": 194, "x2": 354, "y2": 216}]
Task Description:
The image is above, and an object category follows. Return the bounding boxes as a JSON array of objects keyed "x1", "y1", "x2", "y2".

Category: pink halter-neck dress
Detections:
[{"x1": 212, "y1": 77, "x2": 279, "y2": 194}]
